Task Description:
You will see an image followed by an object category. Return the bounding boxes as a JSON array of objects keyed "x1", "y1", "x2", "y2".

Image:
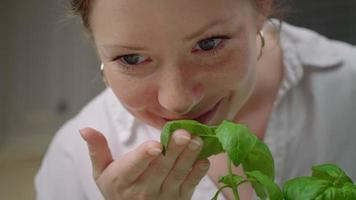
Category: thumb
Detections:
[{"x1": 79, "y1": 127, "x2": 113, "y2": 180}]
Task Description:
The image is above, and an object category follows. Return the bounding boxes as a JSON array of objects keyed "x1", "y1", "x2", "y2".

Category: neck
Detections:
[{"x1": 233, "y1": 24, "x2": 284, "y2": 138}]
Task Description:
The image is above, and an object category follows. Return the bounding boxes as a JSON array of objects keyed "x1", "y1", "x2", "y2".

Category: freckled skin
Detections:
[{"x1": 90, "y1": 0, "x2": 265, "y2": 129}]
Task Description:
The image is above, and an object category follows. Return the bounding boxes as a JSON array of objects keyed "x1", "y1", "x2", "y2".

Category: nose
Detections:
[{"x1": 158, "y1": 67, "x2": 204, "y2": 115}]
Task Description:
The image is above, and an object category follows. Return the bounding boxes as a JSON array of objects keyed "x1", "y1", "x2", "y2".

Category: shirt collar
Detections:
[
  {"x1": 105, "y1": 88, "x2": 162, "y2": 145},
  {"x1": 279, "y1": 21, "x2": 343, "y2": 69},
  {"x1": 104, "y1": 88, "x2": 135, "y2": 144},
  {"x1": 271, "y1": 20, "x2": 343, "y2": 106}
]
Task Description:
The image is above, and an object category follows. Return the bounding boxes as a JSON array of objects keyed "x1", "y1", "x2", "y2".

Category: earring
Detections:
[
  {"x1": 100, "y1": 63, "x2": 108, "y2": 85},
  {"x1": 257, "y1": 30, "x2": 265, "y2": 61}
]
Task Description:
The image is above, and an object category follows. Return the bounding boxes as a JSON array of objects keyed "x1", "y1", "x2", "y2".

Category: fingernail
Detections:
[
  {"x1": 148, "y1": 148, "x2": 162, "y2": 156},
  {"x1": 78, "y1": 129, "x2": 86, "y2": 141},
  {"x1": 188, "y1": 138, "x2": 201, "y2": 151},
  {"x1": 174, "y1": 133, "x2": 190, "y2": 145},
  {"x1": 199, "y1": 162, "x2": 210, "y2": 170}
]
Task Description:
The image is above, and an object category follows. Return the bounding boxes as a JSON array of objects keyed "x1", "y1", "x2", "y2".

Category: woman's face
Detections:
[{"x1": 90, "y1": 0, "x2": 265, "y2": 129}]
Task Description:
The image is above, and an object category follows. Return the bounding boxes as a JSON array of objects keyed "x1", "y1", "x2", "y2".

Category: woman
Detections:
[{"x1": 35, "y1": 0, "x2": 356, "y2": 199}]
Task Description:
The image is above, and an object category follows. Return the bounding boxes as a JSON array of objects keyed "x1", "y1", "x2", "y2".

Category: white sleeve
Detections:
[
  {"x1": 34, "y1": 127, "x2": 87, "y2": 200},
  {"x1": 34, "y1": 120, "x2": 104, "y2": 200}
]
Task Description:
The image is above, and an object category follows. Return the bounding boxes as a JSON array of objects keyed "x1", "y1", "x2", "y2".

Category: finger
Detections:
[
  {"x1": 137, "y1": 129, "x2": 191, "y2": 192},
  {"x1": 99, "y1": 140, "x2": 163, "y2": 187},
  {"x1": 180, "y1": 159, "x2": 210, "y2": 198},
  {"x1": 80, "y1": 127, "x2": 114, "y2": 180},
  {"x1": 161, "y1": 136, "x2": 203, "y2": 192}
]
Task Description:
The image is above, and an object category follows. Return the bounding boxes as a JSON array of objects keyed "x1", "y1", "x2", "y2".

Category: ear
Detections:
[{"x1": 253, "y1": 0, "x2": 273, "y2": 30}]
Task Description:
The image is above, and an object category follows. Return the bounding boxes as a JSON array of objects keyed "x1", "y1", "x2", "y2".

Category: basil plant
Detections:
[{"x1": 160, "y1": 120, "x2": 356, "y2": 200}]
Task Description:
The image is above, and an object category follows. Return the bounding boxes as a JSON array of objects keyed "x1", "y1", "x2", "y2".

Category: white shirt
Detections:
[{"x1": 35, "y1": 22, "x2": 356, "y2": 200}]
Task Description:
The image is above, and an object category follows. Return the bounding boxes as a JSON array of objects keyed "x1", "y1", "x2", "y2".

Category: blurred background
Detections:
[{"x1": 1, "y1": 0, "x2": 355, "y2": 199}]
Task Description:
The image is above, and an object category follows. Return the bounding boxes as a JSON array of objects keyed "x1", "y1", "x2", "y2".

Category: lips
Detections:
[
  {"x1": 162, "y1": 99, "x2": 221, "y2": 124},
  {"x1": 193, "y1": 100, "x2": 220, "y2": 124}
]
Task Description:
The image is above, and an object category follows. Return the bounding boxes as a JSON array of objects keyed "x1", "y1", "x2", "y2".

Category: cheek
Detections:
[
  {"x1": 230, "y1": 43, "x2": 257, "y2": 100},
  {"x1": 108, "y1": 75, "x2": 156, "y2": 110},
  {"x1": 205, "y1": 38, "x2": 256, "y2": 93}
]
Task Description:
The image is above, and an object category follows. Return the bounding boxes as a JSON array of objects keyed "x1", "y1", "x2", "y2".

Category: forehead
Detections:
[{"x1": 90, "y1": 0, "x2": 251, "y2": 43}]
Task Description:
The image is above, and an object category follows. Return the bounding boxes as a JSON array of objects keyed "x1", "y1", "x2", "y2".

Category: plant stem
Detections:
[
  {"x1": 233, "y1": 189, "x2": 239, "y2": 200},
  {"x1": 199, "y1": 135, "x2": 218, "y2": 138},
  {"x1": 227, "y1": 158, "x2": 240, "y2": 200}
]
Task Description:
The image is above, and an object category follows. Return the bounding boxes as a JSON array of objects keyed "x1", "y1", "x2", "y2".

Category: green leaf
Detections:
[
  {"x1": 340, "y1": 183, "x2": 356, "y2": 200},
  {"x1": 246, "y1": 170, "x2": 284, "y2": 200},
  {"x1": 160, "y1": 120, "x2": 356, "y2": 200},
  {"x1": 211, "y1": 185, "x2": 230, "y2": 200},
  {"x1": 218, "y1": 174, "x2": 245, "y2": 187},
  {"x1": 283, "y1": 177, "x2": 330, "y2": 200},
  {"x1": 160, "y1": 120, "x2": 224, "y2": 160},
  {"x1": 215, "y1": 120, "x2": 257, "y2": 166},
  {"x1": 242, "y1": 140, "x2": 275, "y2": 180},
  {"x1": 312, "y1": 163, "x2": 353, "y2": 186},
  {"x1": 214, "y1": 120, "x2": 275, "y2": 180},
  {"x1": 196, "y1": 131, "x2": 225, "y2": 160},
  {"x1": 312, "y1": 183, "x2": 356, "y2": 200},
  {"x1": 283, "y1": 164, "x2": 356, "y2": 200}
]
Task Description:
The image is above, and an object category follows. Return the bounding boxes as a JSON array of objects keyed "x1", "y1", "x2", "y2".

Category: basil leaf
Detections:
[
  {"x1": 283, "y1": 177, "x2": 330, "y2": 200},
  {"x1": 283, "y1": 164, "x2": 356, "y2": 200},
  {"x1": 160, "y1": 120, "x2": 224, "y2": 159},
  {"x1": 312, "y1": 163, "x2": 353, "y2": 185},
  {"x1": 215, "y1": 120, "x2": 257, "y2": 166},
  {"x1": 218, "y1": 174, "x2": 245, "y2": 187},
  {"x1": 242, "y1": 140, "x2": 275, "y2": 180},
  {"x1": 341, "y1": 183, "x2": 356, "y2": 200},
  {"x1": 196, "y1": 133, "x2": 224, "y2": 160},
  {"x1": 315, "y1": 185, "x2": 356, "y2": 200},
  {"x1": 284, "y1": 180, "x2": 356, "y2": 200},
  {"x1": 312, "y1": 183, "x2": 356, "y2": 200},
  {"x1": 246, "y1": 170, "x2": 284, "y2": 200},
  {"x1": 215, "y1": 120, "x2": 275, "y2": 179},
  {"x1": 211, "y1": 185, "x2": 230, "y2": 200}
]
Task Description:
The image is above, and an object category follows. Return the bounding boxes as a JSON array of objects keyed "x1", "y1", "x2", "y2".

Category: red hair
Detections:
[
  {"x1": 71, "y1": 0, "x2": 91, "y2": 30},
  {"x1": 70, "y1": 0, "x2": 286, "y2": 31}
]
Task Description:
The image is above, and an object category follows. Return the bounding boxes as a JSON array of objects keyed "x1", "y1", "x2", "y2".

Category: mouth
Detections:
[{"x1": 162, "y1": 99, "x2": 222, "y2": 124}]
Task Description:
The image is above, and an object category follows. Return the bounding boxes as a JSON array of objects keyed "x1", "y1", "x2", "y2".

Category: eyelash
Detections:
[
  {"x1": 194, "y1": 35, "x2": 230, "y2": 56},
  {"x1": 113, "y1": 35, "x2": 230, "y2": 71}
]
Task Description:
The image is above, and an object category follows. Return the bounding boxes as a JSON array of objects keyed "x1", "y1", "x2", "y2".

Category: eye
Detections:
[
  {"x1": 194, "y1": 37, "x2": 225, "y2": 52},
  {"x1": 118, "y1": 54, "x2": 148, "y2": 65}
]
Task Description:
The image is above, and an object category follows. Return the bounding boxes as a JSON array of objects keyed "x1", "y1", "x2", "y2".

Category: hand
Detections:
[{"x1": 80, "y1": 128, "x2": 210, "y2": 200}]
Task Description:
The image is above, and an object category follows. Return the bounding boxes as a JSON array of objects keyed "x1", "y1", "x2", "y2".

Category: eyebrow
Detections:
[
  {"x1": 102, "y1": 43, "x2": 147, "y2": 52},
  {"x1": 183, "y1": 16, "x2": 234, "y2": 42},
  {"x1": 101, "y1": 16, "x2": 234, "y2": 51}
]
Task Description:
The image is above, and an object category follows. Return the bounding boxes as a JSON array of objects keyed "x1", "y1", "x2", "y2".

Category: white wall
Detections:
[{"x1": 1, "y1": 0, "x2": 105, "y2": 139}]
